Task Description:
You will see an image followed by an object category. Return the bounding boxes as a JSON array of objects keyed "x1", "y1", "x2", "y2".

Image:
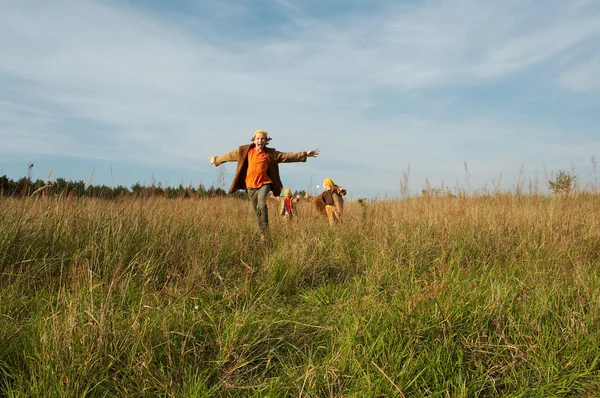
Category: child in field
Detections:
[
  {"x1": 209, "y1": 130, "x2": 319, "y2": 236},
  {"x1": 279, "y1": 188, "x2": 299, "y2": 220},
  {"x1": 315, "y1": 178, "x2": 346, "y2": 226}
]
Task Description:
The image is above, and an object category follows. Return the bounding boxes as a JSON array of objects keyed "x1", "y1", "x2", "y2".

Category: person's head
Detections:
[
  {"x1": 251, "y1": 130, "x2": 271, "y2": 151},
  {"x1": 284, "y1": 188, "x2": 292, "y2": 197},
  {"x1": 323, "y1": 178, "x2": 334, "y2": 190}
]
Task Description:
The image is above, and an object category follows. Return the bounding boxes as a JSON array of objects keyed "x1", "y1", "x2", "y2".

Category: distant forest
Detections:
[{"x1": 0, "y1": 174, "x2": 234, "y2": 199}]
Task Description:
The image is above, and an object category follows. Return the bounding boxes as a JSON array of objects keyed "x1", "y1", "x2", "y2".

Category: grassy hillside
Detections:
[{"x1": 1, "y1": 194, "x2": 599, "y2": 397}]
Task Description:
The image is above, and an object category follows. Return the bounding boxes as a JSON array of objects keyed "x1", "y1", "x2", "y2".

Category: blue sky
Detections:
[{"x1": 1, "y1": 0, "x2": 599, "y2": 198}]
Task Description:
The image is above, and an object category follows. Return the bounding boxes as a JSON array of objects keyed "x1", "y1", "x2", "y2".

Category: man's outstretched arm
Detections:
[
  {"x1": 209, "y1": 148, "x2": 241, "y2": 166},
  {"x1": 275, "y1": 148, "x2": 319, "y2": 163}
]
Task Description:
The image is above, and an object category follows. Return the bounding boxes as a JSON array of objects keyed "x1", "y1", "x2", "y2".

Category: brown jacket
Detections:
[
  {"x1": 314, "y1": 185, "x2": 346, "y2": 216},
  {"x1": 213, "y1": 144, "x2": 307, "y2": 196}
]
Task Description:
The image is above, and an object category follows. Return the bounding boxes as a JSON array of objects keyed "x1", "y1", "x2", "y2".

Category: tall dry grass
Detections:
[{"x1": 1, "y1": 193, "x2": 600, "y2": 397}]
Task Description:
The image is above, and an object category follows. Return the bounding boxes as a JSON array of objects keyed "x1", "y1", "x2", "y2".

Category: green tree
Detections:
[{"x1": 549, "y1": 170, "x2": 576, "y2": 195}]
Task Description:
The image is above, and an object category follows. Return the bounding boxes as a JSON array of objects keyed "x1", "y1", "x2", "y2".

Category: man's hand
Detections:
[
  {"x1": 306, "y1": 149, "x2": 319, "y2": 158},
  {"x1": 209, "y1": 154, "x2": 216, "y2": 166}
]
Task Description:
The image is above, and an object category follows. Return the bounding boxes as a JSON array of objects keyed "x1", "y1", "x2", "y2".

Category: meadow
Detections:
[{"x1": 1, "y1": 192, "x2": 600, "y2": 397}]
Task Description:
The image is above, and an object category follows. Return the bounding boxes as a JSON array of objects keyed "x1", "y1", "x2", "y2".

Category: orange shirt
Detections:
[{"x1": 245, "y1": 148, "x2": 272, "y2": 189}]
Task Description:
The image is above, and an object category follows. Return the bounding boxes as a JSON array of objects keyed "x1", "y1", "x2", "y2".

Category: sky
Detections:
[{"x1": 1, "y1": 0, "x2": 599, "y2": 199}]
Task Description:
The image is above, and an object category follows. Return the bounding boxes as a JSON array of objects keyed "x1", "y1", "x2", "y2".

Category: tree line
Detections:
[{"x1": 0, "y1": 174, "x2": 237, "y2": 200}]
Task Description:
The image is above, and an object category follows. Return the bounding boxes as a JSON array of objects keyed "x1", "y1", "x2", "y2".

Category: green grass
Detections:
[{"x1": 1, "y1": 194, "x2": 600, "y2": 397}]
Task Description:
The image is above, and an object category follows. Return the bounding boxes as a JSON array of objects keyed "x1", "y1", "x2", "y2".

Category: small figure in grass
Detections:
[
  {"x1": 315, "y1": 178, "x2": 347, "y2": 226},
  {"x1": 279, "y1": 188, "x2": 300, "y2": 220},
  {"x1": 209, "y1": 130, "x2": 319, "y2": 236}
]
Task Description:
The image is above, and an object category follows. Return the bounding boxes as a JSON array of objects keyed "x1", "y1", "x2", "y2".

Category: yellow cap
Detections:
[
  {"x1": 323, "y1": 178, "x2": 334, "y2": 188},
  {"x1": 252, "y1": 130, "x2": 271, "y2": 141},
  {"x1": 284, "y1": 188, "x2": 292, "y2": 196}
]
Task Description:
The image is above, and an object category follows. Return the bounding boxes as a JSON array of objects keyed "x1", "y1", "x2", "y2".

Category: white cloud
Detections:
[
  {"x1": 557, "y1": 55, "x2": 600, "y2": 92},
  {"x1": 474, "y1": 17, "x2": 600, "y2": 79}
]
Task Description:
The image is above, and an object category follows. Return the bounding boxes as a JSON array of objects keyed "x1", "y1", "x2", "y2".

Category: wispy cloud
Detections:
[{"x1": 557, "y1": 55, "x2": 600, "y2": 92}]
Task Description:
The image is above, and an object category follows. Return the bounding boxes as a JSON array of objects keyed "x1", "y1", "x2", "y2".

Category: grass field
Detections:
[{"x1": 1, "y1": 193, "x2": 600, "y2": 397}]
